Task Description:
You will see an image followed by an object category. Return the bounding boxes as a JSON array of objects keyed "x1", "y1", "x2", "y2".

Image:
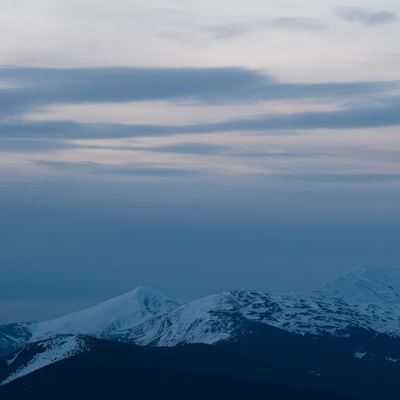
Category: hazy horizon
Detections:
[{"x1": 1, "y1": 1, "x2": 400, "y2": 324}]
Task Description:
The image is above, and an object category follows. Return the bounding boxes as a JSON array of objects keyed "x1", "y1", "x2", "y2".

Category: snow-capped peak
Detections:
[
  {"x1": 30, "y1": 286, "x2": 179, "y2": 342},
  {"x1": 319, "y1": 264, "x2": 400, "y2": 303},
  {"x1": 322, "y1": 264, "x2": 400, "y2": 290}
]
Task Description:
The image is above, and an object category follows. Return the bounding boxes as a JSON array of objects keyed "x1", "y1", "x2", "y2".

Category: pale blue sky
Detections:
[{"x1": 1, "y1": 1, "x2": 400, "y2": 323}]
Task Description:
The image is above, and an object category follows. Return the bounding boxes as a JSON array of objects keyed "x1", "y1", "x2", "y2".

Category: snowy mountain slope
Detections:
[
  {"x1": 0, "y1": 323, "x2": 33, "y2": 357},
  {"x1": 321, "y1": 264, "x2": 400, "y2": 300},
  {"x1": 0, "y1": 286, "x2": 179, "y2": 354},
  {"x1": 0, "y1": 336, "x2": 91, "y2": 386},
  {"x1": 1, "y1": 265, "x2": 400, "y2": 353},
  {"x1": 117, "y1": 292, "x2": 247, "y2": 346},
  {"x1": 30, "y1": 286, "x2": 179, "y2": 342},
  {"x1": 263, "y1": 264, "x2": 400, "y2": 336},
  {"x1": 117, "y1": 265, "x2": 400, "y2": 345}
]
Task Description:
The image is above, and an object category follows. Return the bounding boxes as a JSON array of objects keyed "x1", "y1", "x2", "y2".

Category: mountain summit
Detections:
[
  {"x1": 321, "y1": 264, "x2": 400, "y2": 299},
  {"x1": 0, "y1": 286, "x2": 179, "y2": 355},
  {"x1": 31, "y1": 286, "x2": 180, "y2": 342}
]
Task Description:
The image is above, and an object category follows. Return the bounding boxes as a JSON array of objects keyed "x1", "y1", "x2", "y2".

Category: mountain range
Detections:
[{"x1": 1, "y1": 264, "x2": 400, "y2": 399}]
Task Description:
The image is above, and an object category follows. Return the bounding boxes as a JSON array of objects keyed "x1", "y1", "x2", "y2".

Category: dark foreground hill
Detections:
[{"x1": 0, "y1": 337, "x2": 357, "y2": 400}]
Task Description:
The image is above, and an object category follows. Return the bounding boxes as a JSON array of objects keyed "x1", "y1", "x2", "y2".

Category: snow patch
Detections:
[
  {"x1": 5, "y1": 350, "x2": 22, "y2": 366},
  {"x1": 308, "y1": 370, "x2": 322, "y2": 376},
  {"x1": 354, "y1": 352, "x2": 367, "y2": 359},
  {"x1": 1, "y1": 336, "x2": 89, "y2": 386},
  {"x1": 385, "y1": 357, "x2": 399, "y2": 362}
]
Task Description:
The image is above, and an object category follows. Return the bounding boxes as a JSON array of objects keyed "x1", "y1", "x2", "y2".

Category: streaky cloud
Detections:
[
  {"x1": 33, "y1": 160, "x2": 200, "y2": 177},
  {"x1": 30, "y1": 160, "x2": 400, "y2": 185},
  {"x1": 277, "y1": 172, "x2": 400, "y2": 184},
  {"x1": 0, "y1": 138, "x2": 74, "y2": 153},
  {"x1": 200, "y1": 95, "x2": 400, "y2": 132},
  {"x1": 267, "y1": 18, "x2": 325, "y2": 31},
  {"x1": 0, "y1": 67, "x2": 270, "y2": 116},
  {"x1": 229, "y1": 150, "x2": 325, "y2": 159},
  {"x1": 336, "y1": 8, "x2": 398, "y2": 27},
  {"x1": 0, "y1": 120, "x2": 177, "y2": 139},
  {"x1": 146, "y1": 142, "x2": 229, "y2": 155},
  {"x1": 0, "y1": 66, "x2": 397, "y2": 117},
  {"x1": 179, "y1": 96, "x2": 400, "y2": 133},
  {"x1": 52, "y1": 141, "x2": 327, "y2": 160},
  {"x1": 146, "y1": 143, "x2": 326, "y2": 159},
  {"x1": 1, "y1": 96, "x2": 400, "y2": 141},
  {"x1": 209, "y1": 23, "x2": 250, "y2": 39}
]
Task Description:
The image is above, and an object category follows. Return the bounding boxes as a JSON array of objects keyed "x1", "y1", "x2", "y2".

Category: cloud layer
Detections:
[
  {"x1": 0, "y1": 66, "x2": 396, "y2": 117},
  {"x1": 2, "y1": 1, "x2": 400, "y2": 325},
  {"x1": 336, "y1": 8, "x2": 398, "y2": 26}
]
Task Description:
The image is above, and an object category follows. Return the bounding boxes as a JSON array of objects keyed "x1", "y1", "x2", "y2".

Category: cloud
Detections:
[
  {"x1": 267, "y1": 18, "x2": 325, "y2": 31},
  {"x1": 1, "y1": 95, "x2": 400, "y2": 141},
  {"x1": 278, "y1": 172, "x2": 400, "y2": 184},
  {"x1": 208, "y1": 18, "x2": 325, "y2": 41},
  {"x1": 190, "y1": 95, "x2": 400, "y2": 132},
  {"x1": 0, "y1": 67, "x2": 271, "y2": 116},
  {"x1": 230, "y1": 150, "x2": 324, "y2": 159},
  {"x1": 147, "y1": 142, "x2": 229, "y2": 155},
  {"x1": 209, "y1": 23, "x2": 250, "y2": 38},
  {"x1": 146, "y1": 142, "x2": 325, "y2": 159},
  {"x1": 180, "y1": 95, "x2": 400, "y2": 133},
  {"x1": 33, "y1": 160, "x2": 200, "y2": 177},
  {"x1": 0, "y1": 66, "x2": 396, "y2": 118},
  {"x1": 30, "y1": 159, "x2": 400, "y2": 186},
  {"x1": 0, "y1": 138, "x2": 74, "y2": 153},
  {"x1": 336, "y1": 8, "x2": 398, "y2": 27},
  {"x1": 0, "y1": 120, "x2": 177, "y2": 139},
  {"x1": 0, "y1": 67, "x2": 399, "y2": 142}
]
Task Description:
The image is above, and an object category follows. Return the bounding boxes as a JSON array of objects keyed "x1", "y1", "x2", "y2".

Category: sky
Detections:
[{"x1": 1, "y1": 0, "x2": 400, "y2": 324}]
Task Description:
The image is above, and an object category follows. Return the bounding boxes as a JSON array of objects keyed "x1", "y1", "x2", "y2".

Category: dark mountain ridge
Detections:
[
  {"x1": 1, "y1": 264, "x2": 400, "y2": 399},
  {"x1": 0, "y1": 336, "x2": 359, "y2": 400}
]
